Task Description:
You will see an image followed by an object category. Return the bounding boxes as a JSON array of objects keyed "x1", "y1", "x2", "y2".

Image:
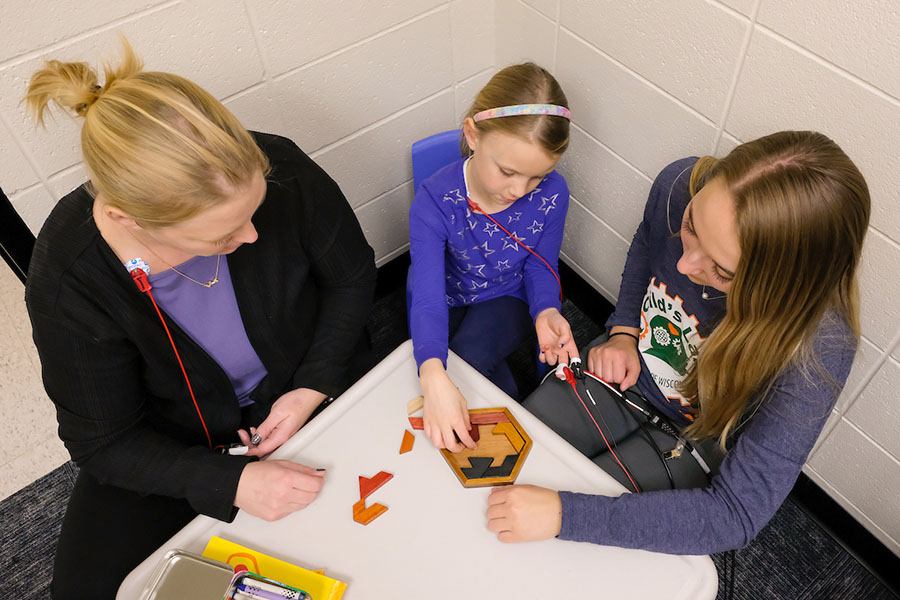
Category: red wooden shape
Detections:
[
  {"x1": 399, "y1": 429, "x2": 415, "y2": 454},
  {"x1": 359, "y1": 470, "x2": 393, "y2": 500},
  {"x1": 469, "y1": 412, "x2": 510, "y2": 424},
  {"x1": 409, "y1": 412, "x2": 508, "y2": 430}
]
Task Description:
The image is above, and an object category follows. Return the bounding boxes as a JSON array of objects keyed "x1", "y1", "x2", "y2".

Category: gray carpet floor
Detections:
[{"x1": 2, "y1": 287, "x2": 897, "y2": 599}]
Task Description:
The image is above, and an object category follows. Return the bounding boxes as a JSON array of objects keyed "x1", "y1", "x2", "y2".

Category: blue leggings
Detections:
[{"x1": 448, "y1": 295, "x2": 533, "y2": 399}]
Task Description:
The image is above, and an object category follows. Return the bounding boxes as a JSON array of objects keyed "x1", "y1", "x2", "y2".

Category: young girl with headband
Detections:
[
  {"x1": 487, "y1": 131, "x2": 870, "y2": 555},
  {"x1": 408, "y1": 63, "x2": 578, "y2": 451}
]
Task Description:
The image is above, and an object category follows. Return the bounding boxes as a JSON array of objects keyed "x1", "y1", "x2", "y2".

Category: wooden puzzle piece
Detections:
[
  {"x1": 409, "y1": 412, "x2": 508, "y2": 430},
  {"x1": 482, "y1": 454, "x2": 518, "y2": 478},
  {"x1": 408, "y1": 395, "x2": 424, "y2": 415},
  {"x1": 469, "y1": 411, "x2": 510, "y2": 425},
  {"x1": 460, "y1": 456, "x2": 494, "y2": 479},
  {"x1": 399, "y1": 429, "x2": 415, "y2": 454},
  {"x1": 493, "y1": 422, "x2": 525, "y2": 452},
  {"x1": 359, "y1": 471, "x2": 393, "y2": 500},
  {"x1": 352, "y1": 498, "x2": 388, "y2": 525}
]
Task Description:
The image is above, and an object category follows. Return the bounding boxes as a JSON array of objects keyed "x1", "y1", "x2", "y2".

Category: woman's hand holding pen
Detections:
[
  {"x1": 238, "y1": 387, "x2": 326, "y2": 458},
  {"x1": 235, "y1": 461, "x2": 326, "y2": 521},
  {"x1": 420, "y1": 358, "x2": 477, "y2": 452},
  {"x1": 486, "y1": 484, "x2": 562, "y2": 542},
  {"x1": 587, "y1": 326, "x2": 642, "y2": 392},
  {"x1": 535, "y1": 308, "x2": 579, "y2": 366}
]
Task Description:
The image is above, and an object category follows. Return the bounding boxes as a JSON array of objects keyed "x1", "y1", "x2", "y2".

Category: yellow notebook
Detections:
[{"x1": 202, "y1": 536, "x2": 347, "y2": 600}]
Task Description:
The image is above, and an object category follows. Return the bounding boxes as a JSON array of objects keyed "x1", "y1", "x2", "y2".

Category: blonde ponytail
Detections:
[
  {"x1": 25, "y1": 38, "x2": 143, "y2": 124},
  {"x1": 24, "y1": 38, "x2": 268, "y2": 228}
]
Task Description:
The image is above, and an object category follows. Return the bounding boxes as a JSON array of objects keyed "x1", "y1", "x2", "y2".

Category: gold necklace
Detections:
[
  {"x1": 128, "y1": 230, "x2": 221, "y2": 288},
  {"x1": 165, "y1": 254, "x2": 221, "y2": 288}
]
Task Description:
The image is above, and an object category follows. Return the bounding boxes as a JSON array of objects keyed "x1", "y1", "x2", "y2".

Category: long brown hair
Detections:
[
  {"x1": 681, "y1": 131, "x2": 870, "y2": 446},
  {"x1": 461, "y1": 62, "x2": 569, "y2": 156},
  {"x1": 24, "y1": 38, "x2": 269, "y2": 228}
]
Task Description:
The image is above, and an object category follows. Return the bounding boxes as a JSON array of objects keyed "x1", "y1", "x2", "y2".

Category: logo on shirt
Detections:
[{"x1": 639, "y1": 278, "x2": 703, "y2": 407}]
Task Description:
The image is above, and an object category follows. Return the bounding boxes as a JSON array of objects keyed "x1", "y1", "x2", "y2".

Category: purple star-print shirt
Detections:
[{"x1": 407, "y1": 157, "x2": 570, "y2": 368}]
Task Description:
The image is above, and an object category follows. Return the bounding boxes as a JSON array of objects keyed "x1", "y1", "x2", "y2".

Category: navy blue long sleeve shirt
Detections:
[{"x1": 558, "y1": 158, "x2": 856, "y2": 554}]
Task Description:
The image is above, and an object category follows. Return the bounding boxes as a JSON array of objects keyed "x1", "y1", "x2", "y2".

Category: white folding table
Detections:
[{"x1": 119, "y1": 340, "x2": 717, "y2": 599}]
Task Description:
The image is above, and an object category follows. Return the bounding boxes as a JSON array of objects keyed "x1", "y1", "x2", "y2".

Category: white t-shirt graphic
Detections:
[{"x1": 638, "y1": 277, "x2": 704, "y2": 407}]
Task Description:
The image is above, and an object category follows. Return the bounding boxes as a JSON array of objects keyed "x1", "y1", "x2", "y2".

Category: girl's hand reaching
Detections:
[
  {"x1": 486, "y1": 484, "x2": 562, "y2": 542},
  {"x1": 419, "y1": 358, "x2": 477, "y2": 452},
  {"x1": 535, "y1": 308, "x2": 579, "y2": 366},
  {"x1": 587, "y1": 327, "x2": 642, "y2": 391}
]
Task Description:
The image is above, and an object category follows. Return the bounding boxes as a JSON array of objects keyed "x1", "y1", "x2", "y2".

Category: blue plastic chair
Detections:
[
  {"x1": 410, "y1": 129, "x2": 549, "y2": 387},
  {"x1": 411, "y1": 129, "x2": 462, "y2": 192}
]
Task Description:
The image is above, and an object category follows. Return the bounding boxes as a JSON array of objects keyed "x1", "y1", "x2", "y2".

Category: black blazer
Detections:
[{"x1": 25, "y1": 133, "x2": 376, "y2": 520}]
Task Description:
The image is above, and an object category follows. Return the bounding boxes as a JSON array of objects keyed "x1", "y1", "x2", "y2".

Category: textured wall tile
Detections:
[
  {"x1": 809, "y1": 409, "x2": 840, "y2": 456},
  {"x1": 273, "y1": 11, "x2": 452, "y2": 153},
  {"x1": 451, "y1": 0, "x2": 495, "y2": 81},
  {"x1": 807, "y1": 420, "x2": 900, "y2": 550},
  {"x1": 726, "y1": 28, "x2": 900, "y2": 241},
  {"x1": 248, "y1": 0, "x2": 444, "y2": 76},
  {"x1": 0, "y1": 122, "x2": 40, "y2": 195},
  {"x1": 523, "y1": 0, "x2": 558, "y2": 20},
  {"x1": 454, "y1": 69, "x2": 493, "y2": 119},
  {"x1": 0, "y1": 0, "x2": 156, "y2": 60},
  {"x1": 715, "y1": 131, "x2": 742, "y2": 157},
  {"x1": 758, "y1": 0, "x2": 900, "y2": 99},
  {"x1": 555, "y1": 31, "x2": 718, "y2": 180},
  {"x1": 561, "y1": 198, "x2": 629, "y2": 301},
  {"x1": 857, "y1": 231, "x2": 900, "y2": 350},
  {"x1": 845, "y1": 357, "x2": 900, "y2": 460},
  {"x1": 557, "y1": 126, "x2": 650, "y2": 240},
  {"x1": 495, "y1": 0, "x2": 556, "y2": 69},
  {"x1": 9, "y1": 185, "x2": 57, "y2": 236},
  {"x1": 560, "y1": 0, "x2": 749, "y2": 121},
  {"x1": 803, "y1": 465, "x2": 900, "y2": 556},
  {"x1": 836, "y1": 336, "x2": 883, "y2": 413},
  {"x1": 0, "y1": 0, "x2": 263, "y2": 184},
  {"x1": 716, "y1": 0, "x2": 756, "y2": 17},
  {"x1": 223, "y1": 83, "x2": 286, "y2": 140},
  {"x1": 48, "y1": 164, "x2": 88, "y2": 198},
  {"x1": 10, "y1": 165, "x2": 89, "y2": 234},
  {"x1": 314, "y1": 92, "x2": 455, "y2": 209},
  {"x1": 354, "y1": 182, "x2": 414, "y2": 265}
]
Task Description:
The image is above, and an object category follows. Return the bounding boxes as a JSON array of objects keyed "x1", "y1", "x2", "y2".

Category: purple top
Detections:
[
  {"x1": 408, "y1": 157, "x2": 570, "y2": 368},
  {"x1": 147, "y1": 255, "x2": 267, "y2": 407}
]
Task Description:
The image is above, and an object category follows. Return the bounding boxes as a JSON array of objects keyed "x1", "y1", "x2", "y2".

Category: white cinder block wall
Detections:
[
  {"x1": 496, "y1": 0, "x2": 900, "y2": 555},
  {"x1": 0, "y1": 0, "x2": 494, "y2": 497},
  {"x1": 1, "y1": 0, "x2": 898, "y2": 559}
]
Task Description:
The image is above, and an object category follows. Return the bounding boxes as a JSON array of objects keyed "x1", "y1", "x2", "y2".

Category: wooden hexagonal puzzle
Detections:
[{"x1": 440, "y1": 407, "x2": 532, "y2": 488}]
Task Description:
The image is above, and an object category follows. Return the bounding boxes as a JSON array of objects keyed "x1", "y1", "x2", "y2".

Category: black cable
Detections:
[
  {"x1": 582, "y1": 378, "x2": 672, "y2": 491},
  {"x1": 637, "y1": 422, "x2": 676, "y2": 490}
]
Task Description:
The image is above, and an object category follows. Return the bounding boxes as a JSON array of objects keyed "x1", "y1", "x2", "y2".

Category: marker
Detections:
[
  {"x1": 241, "y1": 577, "x2": 308, "y2": 599},
  {"x1": 237, "y1": 583, "x2": 309, "y2": 600}
]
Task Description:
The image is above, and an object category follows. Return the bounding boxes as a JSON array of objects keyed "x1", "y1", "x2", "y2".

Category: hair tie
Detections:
[{"x1": 473, "y1": 103, "x2": 571, "y2": 122}]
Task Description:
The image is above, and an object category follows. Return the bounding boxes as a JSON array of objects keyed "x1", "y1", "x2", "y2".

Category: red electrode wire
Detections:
[
  {"x1": 561, "y1": 366, "x2": 640, "y2": 493},
  {"x1": 468, "y1": 198, "x2": 563, "y2": 302},
  {"x1": 130, "y1": 269, "x2": 213, "y2": 449}
]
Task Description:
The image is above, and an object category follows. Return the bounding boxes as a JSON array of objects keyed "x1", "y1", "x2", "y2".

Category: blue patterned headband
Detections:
[{"x1": 472, "y1": 103, "x2": 571, "y2": 122}]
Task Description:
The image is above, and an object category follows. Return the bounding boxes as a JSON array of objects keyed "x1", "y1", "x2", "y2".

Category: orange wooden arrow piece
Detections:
[
  {"x1": 359, "y1": 470, "x2": 393, "y2": 500},
  {"x1": 352, "y1": 498, "x2": 388, "y2": 525}
]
